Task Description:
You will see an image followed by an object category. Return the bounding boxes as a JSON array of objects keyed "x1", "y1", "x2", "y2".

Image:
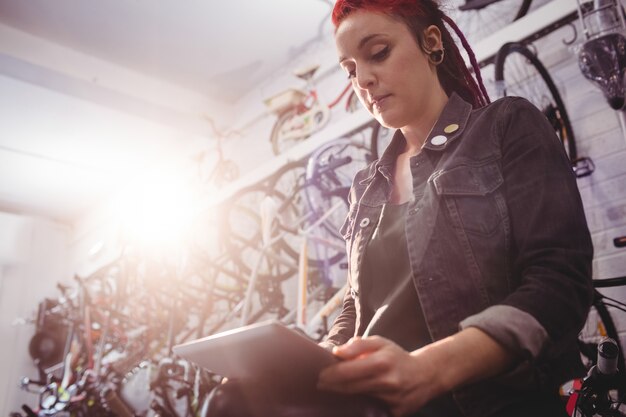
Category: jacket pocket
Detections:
[{"x1": 432, "y1": 162, "x2": 505, "y2": 235}]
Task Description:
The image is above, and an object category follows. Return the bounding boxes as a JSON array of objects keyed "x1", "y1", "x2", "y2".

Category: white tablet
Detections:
[{"x1": 172, "y1": 321, "x2": 338, "y2": 386}]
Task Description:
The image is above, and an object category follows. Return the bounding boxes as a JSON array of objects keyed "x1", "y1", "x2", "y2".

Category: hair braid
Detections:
[
  {"x1": 447, "y1": 38, "x2": 483, "y2": 105},
  {"x1": 442, "y1": 15, "x2": 490, "y2": 106}
]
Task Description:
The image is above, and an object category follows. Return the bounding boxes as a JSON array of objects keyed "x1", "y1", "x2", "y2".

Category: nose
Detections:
[{"x1": 354, "y1": 64, "x2": 376, "y2": 90}]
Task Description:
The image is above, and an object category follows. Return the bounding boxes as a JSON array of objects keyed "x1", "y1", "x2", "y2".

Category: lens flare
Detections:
[{"x1": 114, "y1": 171, "x2": 198, "y2": 252}]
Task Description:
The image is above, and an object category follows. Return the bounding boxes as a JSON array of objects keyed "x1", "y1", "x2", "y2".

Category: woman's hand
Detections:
[
  {"x1": 317, "y1": 336, "x2": 444, "y2": 417},
  {"x1": 317, "y1": 328, "x2": 518, "y2": 417}
]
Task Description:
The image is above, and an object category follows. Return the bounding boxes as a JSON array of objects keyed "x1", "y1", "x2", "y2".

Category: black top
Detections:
[
  {"x1": 360, "y1": 202, "x2": 430, "y2": 350},
  {"x1": 359, "y1": 151, "x2": 463, "y2": 417}
]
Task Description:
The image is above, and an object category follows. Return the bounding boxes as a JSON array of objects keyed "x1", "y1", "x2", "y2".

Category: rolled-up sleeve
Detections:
[
  {"x1": 321, "y1": 285, "x2": 357, "y2": 349},
  {"x1": 459, "y1": 97, "x2": 593, "y2": 360}
]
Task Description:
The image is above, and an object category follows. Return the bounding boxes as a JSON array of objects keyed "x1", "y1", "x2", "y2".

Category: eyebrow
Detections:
[{"x1": 338, "y1": 33, "x2": 385, "y2": 64}]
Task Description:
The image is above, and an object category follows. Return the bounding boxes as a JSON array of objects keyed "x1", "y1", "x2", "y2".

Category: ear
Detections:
[{"x1": 422, "y1": 25, "x2": 443, "y2": 53}]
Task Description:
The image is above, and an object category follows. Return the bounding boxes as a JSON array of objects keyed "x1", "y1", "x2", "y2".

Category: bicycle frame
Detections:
[
  {"x1": 265, "y1": 67, "x2": 359, "y2": 154},
  {"x1": 294, "y1": 79, "x2": 354, "y2": 114}
]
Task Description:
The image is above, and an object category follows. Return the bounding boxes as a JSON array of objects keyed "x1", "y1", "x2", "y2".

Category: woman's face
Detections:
[{"x1": 335, "y1": 10, "x2": 441, "y2": 130}]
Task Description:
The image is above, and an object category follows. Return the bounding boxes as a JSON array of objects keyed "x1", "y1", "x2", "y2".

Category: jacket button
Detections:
[
  {"x1": 359, "y1": 218, "x2": 370, "y2": 227},
  {"x1": 431, "y1": 135, "x2": 448, "y2": 146},
  {"x1": 444, "y1": 124, "x2": 459, "y2": 134},
  {"x1": 409, "y1": 207, "x2": 420, "y2": 215}
]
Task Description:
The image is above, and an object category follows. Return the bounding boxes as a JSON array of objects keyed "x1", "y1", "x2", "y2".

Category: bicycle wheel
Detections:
[
  {"x1": 449, "y1": 0, "x2": 535, "y2": 45},
  {"x1": 270, "y1": 108, "x2": 315, "y2": 155},
  {"x1": 494, "y1": 42, "x2": 578, "y2": 161},
  {"x1": 219, "y1": 185, "x2": 299, "y2": 283},
  {"x1": 304, "y1": 137, "x2": 369, "y2": 238},
  {"x1": 268, "y1": 158, "x2": 347, "y2": 270}
]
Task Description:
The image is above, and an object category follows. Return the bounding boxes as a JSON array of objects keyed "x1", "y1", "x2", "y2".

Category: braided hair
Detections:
[{"x1": 332, "y1": 0, "x2": 490, "y2": 108}]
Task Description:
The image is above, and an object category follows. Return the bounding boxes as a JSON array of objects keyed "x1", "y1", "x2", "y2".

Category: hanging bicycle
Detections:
[
  {"x1": 494, "y1": 41, "x2": 595, "y2": 178},
  {"x1": 264, "y1": 64, "x2": 361, "y2": 155}
]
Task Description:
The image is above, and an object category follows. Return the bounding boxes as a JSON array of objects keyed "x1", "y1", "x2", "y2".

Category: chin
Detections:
[{"x1": 375, "y1": 114, "x2": 402, "y2": 130}]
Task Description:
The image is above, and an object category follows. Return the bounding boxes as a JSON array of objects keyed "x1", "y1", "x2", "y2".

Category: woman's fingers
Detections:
[
  {"x1": 332, "y1": 335, "x2": 390, "y2": 360},
  {"x1": 318, "y1": 349, "x2": 386, "y2": 387},
  {"x1": 317, "y1": 336, "x2": 432, "y2": 416},
  {"x1": 318, "y1": 337, "x2": 403, "y2": 390}
]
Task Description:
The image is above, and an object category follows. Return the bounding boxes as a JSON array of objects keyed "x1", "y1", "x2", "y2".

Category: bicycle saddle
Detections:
[
  {"x1": 205, "y1": 380, "x2": 391, "y2": 417},
  {"x1": 294, "y1": 65, "x2": 320, "y2": 81}
]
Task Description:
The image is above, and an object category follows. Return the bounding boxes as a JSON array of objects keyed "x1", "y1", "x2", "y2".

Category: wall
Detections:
[
  {"x1": 540, "y1": 26, "x2": 626, "y2": 275},
  {"x1": 0, "y1": 213, "x2": 71, "y2": 415}
]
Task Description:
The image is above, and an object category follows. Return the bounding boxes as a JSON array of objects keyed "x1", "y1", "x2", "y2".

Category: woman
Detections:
[{"x1": 316, "y1": 1, "x2": 594, "y2": 417}]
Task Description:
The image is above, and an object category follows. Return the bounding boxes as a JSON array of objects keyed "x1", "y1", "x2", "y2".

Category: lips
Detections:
[{"x1": 370, "y1": 94, "x2": 391, "y2": 110}]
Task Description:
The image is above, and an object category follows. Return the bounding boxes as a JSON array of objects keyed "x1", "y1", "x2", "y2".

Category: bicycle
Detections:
[
  {"x1": 572, "y1": 337, "x2": 626, "y2": 416},
  {"x1": 570, "y1": 275, "x2": 626, "y2": 416},
  {"x1": 217, "y1": 136, "x2": 370, "y2": 333},
  {"x1": 264, "y1": 64, "x2": 361, "y2": 155},
  {"x1": 194, "y1": 116, "x2": 240, "y2": 189},
  {"x1": 493, "y1": 41, "x2": 596, "y2": 178}
]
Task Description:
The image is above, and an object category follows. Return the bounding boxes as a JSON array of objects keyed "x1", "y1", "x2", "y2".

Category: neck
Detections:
[{"x1": 400, "y1": 87, "x2": 449, "y2": 155}]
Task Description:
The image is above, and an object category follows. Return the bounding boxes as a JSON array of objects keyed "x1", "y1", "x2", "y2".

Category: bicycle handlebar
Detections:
[{"x1": 314, "y1": 155, "x2": 352, "y2": 178}]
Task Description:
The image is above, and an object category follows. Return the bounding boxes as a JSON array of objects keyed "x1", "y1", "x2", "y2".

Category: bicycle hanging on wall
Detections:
[
  {"x1": 264, "y1": 64, "x2": 361, "y2": 155},
  {"x1": 194, "y1": 116, "x2": 240, "y2": 189},
  {"x1": 494, "y1": 41, "x2": 596, "y2": 178}
]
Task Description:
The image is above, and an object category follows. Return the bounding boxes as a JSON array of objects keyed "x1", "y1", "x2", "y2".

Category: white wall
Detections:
[{"x1": 0, "y1": 213, "x2": 72, "y2": 415}]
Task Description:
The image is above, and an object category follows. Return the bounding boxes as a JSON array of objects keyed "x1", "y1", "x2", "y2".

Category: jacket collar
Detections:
[
  {"x1": 376, "y1": 92, "x2": 472, "y2": 167},
  {"x1": 361, "y1": 92, "x2": 473, "y2": 186}
]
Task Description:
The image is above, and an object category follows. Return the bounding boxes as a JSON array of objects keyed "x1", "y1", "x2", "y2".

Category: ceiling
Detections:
[
  {"x1": 0, "y1": 0, "x2": 334, "y2": 224},
  {"x1": 0, "y1": 0, "x2": 333, "y2": 103}
]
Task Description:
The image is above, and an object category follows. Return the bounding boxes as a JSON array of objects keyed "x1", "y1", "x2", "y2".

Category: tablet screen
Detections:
[{"x1": 173, "y1": 321, "x2": 338, "y2": 388}]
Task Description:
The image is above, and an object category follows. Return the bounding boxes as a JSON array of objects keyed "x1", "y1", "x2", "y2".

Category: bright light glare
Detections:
[{"x1": 114, "y1": 172, "x2": 198, "y2": 252}]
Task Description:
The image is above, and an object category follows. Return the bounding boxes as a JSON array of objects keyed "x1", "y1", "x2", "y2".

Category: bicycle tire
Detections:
[
  {"x1": 268, "y1": 158, "x2": 347, "y2": 269},
  {"x1": 303, "y1": 137, "x2": 370, "y2": 234},
  {"x1": 459, "y1": 0, "x2": 531, "y2": 20},
  {"x1": 219, "y1": 185, "x2": 299, "y2": 282},
  {"x1": 494, "y1": 42, "x2": 578, "y2": 162},
  {"x1": 451, "y1": 0, "x2": 536, "y2": 44},
  {"x1": 270, "y1": 108, "x2": 306, "y2": 156}
]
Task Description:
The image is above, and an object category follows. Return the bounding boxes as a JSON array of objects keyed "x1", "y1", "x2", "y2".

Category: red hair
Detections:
[{"x1": 332, "y1": 0, "x2": 490, "y2": 108}]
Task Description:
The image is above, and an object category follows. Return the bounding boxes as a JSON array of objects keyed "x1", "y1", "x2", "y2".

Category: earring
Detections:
[{"x1": 429, "y1": 49, "x2": 445, "y2": 65}]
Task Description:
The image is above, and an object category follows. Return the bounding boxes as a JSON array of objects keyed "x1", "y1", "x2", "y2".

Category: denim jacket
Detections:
[{"x1": 324, "y1": 93, "x2": 594, "y2": 417}]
